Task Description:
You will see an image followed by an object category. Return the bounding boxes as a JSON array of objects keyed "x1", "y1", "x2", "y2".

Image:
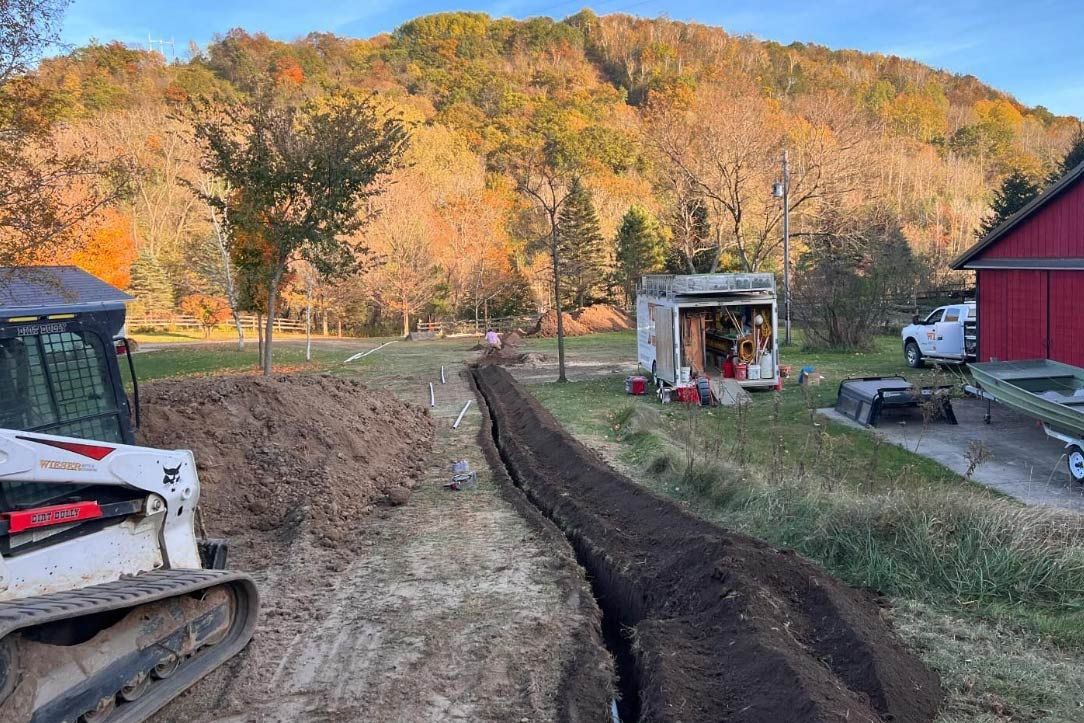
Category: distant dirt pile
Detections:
[
  {"x1": 500, "y1": 330, "x2": 525, "y2": 347},
  {"x1": 573, "y1": 304, "x2": 633, "y2": 332},
  {"x1": 531, "y1": 309, "x2": 589, "y2": 337},
  {"x1": 530, "y1": 304, "x2": 633, "y2": 337},
  {"x1": 138, "y1": 374, "x2": 434, "y2": 565},
  {"x1": 473, "y1": 364, "x2": 944, "y2": 722}
]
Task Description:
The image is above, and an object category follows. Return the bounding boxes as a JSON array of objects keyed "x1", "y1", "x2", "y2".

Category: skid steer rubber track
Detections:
[{"x1": 0, "y1": 568, "x2": 259, "y2": 723}]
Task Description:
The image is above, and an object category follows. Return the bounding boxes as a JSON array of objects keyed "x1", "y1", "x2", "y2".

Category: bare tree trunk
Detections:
[
  {"x1": 336, "y1": 317, "x2": 342, "y2": 338},
  {"x1": 205, "y1": 182, "x2": 244, "y2": 351},
  {"x1": 551, "y1": 218, "x2": 567, "y2": 383},
  {"x1": 305, "y1": 278, "x2": 313, "y2": 362},
  {"x1": 263, "y1": 272, "x2": 282, "y2": 376},
  {"x1": 402, "y1": 310, "x2": 410, "y2": 338},
  {"x1": 322, "y1": 311, "x2": 328, "y2": 337},
  {"x1": 256, "y1": 312, "x2": 264, "y2": 363}
]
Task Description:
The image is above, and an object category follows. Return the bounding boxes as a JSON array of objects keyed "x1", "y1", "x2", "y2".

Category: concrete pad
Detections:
[{"x1": 818, "y1": 398, "x2": 1084, "y2": 513}]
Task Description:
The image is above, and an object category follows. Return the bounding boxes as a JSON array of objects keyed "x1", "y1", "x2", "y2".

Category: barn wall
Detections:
[
  {"x1": 978, "y1": 269, "x2": 1084, "y2": 366},
  {"x1": 984, "y1": 179, "x2": 1084, "y2": 258},
  {"x1": 1048, "y1": 271, "x2": 1084, "y2": 367}
]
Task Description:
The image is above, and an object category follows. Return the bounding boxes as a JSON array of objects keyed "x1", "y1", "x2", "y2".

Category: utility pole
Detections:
[
  {"x1": 782, "y1": 149, "x2": 791, "y2": 346},
  {"x1": 773, "y1": 150, "x2": 792, "y2": 345}
]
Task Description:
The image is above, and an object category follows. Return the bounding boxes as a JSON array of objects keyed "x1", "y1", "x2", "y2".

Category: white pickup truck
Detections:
[{"x1": 901, "y1": 302, "x2": 978, "y2": 368}]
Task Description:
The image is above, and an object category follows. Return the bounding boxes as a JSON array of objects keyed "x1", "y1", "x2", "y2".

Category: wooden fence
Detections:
[
  {"x1": 127, "y1": 313, "x2": 310, "y2": 334},
  {"x1": 416, "y1": 315, "x2": 536, "y2": 336}
]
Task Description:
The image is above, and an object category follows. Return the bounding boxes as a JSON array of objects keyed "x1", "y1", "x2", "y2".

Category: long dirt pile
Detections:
[
  {"x1": 572, "y1": 303, "x2": 633, "y2": 332},
  {"x1": 473, "y1": 365, "x2": 943, "y2": 722},
  {"x1": 530, "y1": 303, "x2": 633, "y2": 337},
  {"x1": 138, "y1": 374, "x2": 434, "y2": 564}
]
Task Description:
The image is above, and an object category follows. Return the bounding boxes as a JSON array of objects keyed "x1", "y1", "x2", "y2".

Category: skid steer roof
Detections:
[{"x1": 0, "y1": 266, "x2": 132, "y2": 319}]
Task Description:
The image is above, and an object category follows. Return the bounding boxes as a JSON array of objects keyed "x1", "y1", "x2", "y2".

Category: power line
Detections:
[{"x1": 146, "y1": 34, "x2": 176, "y2": 62}]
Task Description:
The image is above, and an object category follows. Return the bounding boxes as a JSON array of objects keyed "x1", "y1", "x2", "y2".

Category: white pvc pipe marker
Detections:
[
  {"x1": 429, "y1": 382, "x2": 436, "y2": 408},
  {"x1": 452, "y1": 400, "x2": 472, "y2": 429},
  {"x1": 343, "y1": 340, "x2": 398, "y2": 363},
  {"x1": 440, "y1": 366, "x2": 446, "y2": 384}
]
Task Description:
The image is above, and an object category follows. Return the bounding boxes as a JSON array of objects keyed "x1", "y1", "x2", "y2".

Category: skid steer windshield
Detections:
[{"x1": 0, "y1": 329, "x2": 125, "y2": 511}]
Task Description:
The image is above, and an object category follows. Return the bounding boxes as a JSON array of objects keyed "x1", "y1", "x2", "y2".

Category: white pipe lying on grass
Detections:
[
  {"x1": 343, "y1": 340, "x2": 398, "y2": 363},
  {"x1": 429, "y1": 382, "x2": 436, "y2": 408},
  {"x1": 441, "y1": 365, "x2": 446, "y2": 384},
  {"x1": 452, "y1": 400, "x2": 472, "y2": 429}
]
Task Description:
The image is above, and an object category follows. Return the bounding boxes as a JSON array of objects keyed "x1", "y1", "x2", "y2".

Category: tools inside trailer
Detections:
[
  {"x1": 699, "y1": 305, "x2": 775, "y2": 382},
  {"x1": 651, "y1": 304, "x2": 778, "y2": 406}
]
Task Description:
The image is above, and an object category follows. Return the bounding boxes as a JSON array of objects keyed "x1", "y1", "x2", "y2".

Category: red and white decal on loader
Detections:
[{"x1": 0, "y1": 430, "x2": 203, "y2": 599}]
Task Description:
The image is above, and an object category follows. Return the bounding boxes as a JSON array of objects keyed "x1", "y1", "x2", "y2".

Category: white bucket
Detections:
[
  {"x1": 748, "y1": 364, "x2": 762, "y2": 380},
  {"x1": 678, "y1": 367, "x2": 692, "y2": 383},
  {"x1": 760, "y1": 352, "x2": 773, "y2": 379}
]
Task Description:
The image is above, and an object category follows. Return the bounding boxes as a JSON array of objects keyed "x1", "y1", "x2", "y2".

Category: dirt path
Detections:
[{"x1": 154, "y1": 366, "x2": 610, "y2": 722}]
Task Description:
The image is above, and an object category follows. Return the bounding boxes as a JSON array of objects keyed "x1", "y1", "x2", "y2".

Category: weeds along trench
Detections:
[{"x1": 470, "y1": 365, "x2": 945, "y2": 723}]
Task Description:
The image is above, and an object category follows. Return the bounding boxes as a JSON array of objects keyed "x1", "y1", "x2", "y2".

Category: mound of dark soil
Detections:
[
  {"x1": 476, "y1": 350, "x2": 549, "y2": 367},
  {"x1": 530, "y1": 309, "x2": 589, "y2": 337},
  {"x1": 473, "y1": 365, "x2": 942, "y2": 722},
  {"x1": 138, "y1": 374, "x2": 434, "y2": 565},
  {"x1": 530, "y1": 304, "x2": 633, "y2": 336},
  {"x1": 572, "y1": 304, "x2": 633, "y2": 332}
]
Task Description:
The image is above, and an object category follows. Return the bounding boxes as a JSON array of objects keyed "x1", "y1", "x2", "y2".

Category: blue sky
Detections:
[{"x1": 58, "y1": 0, "x2": 1084, "y2": 117}]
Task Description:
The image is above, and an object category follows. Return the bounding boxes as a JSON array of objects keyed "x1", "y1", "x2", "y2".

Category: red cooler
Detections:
[{"x1": 625, "y1": 375, "x2": 648, "y2": 395}]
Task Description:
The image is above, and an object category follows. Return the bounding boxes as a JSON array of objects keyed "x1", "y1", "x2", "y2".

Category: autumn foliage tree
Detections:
[
  {"x1": 0, "y1": 0, "x2": 131, "y2": 267},
  {"x1": 192, "y1": 88, "x2": 407, "y2": 373},
  {"x1": 18, "y1": 9, "x2": 1084, "y2": 333},
  {"x1": 61, "y1": 207, "x2": 137, "y2": 288},
  {"x1": 179, "y1": 293, "x2": 230, "y2": 337}
]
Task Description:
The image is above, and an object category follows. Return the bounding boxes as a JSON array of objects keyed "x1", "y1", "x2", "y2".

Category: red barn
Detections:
[{"x1": 953, "y1": 162, "x2": 1084, "y2": 367}]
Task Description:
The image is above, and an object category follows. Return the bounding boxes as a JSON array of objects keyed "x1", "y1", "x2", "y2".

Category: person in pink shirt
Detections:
[{"x1": 484, "y1": 329, "x2": 502, "y2": 351}]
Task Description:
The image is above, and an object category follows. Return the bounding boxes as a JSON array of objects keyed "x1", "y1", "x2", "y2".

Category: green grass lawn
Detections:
[{"x1": 128, "y1": 340, "x2": 380, "y2": 381}]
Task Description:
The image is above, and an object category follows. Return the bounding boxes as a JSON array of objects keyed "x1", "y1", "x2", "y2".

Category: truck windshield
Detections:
[{"x1": 0, "y1": 330, "x2": 125, "y2": 444}]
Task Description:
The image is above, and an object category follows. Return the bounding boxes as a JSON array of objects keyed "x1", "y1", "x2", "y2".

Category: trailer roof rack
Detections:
[{"x1": 639, "y1": 273, "x2": 776, "y2": 298}]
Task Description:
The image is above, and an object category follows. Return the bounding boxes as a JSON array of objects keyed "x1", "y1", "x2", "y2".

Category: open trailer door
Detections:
[{"x1": 653, "y1": 304, "x2": 676, "y2": 383}]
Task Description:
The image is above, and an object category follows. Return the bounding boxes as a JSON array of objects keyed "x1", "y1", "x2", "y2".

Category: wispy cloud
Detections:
[{"x1": 882, "y1": 37, "x2": 983, "y2": 63}]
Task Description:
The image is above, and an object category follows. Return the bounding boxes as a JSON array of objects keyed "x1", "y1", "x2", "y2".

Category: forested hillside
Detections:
[{"x1": 19, "y1": 10, "x2": 1082, "y2": 333}]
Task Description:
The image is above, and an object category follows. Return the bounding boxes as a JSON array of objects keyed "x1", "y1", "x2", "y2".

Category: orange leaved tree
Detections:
[{"x1": 179, "y1": 294, "x2": 231, "y2": 338}]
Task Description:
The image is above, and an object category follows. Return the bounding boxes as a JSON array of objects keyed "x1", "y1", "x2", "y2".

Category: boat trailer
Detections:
[{"x1": 964, "y1": 383, "x2": 1084, "y2": 484}]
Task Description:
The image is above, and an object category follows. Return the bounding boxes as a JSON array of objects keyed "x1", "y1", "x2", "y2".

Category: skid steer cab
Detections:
[
  {"x1": 0, "y1": 267, "x2": 257, "y2": 723},
  {"x1": 0, "y1": 306, "x2": 138, "y2": 445}
]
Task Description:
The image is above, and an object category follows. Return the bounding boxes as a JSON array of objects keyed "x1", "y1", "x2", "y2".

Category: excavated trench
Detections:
[{"x1": 470, "y1": 365, "x2": 945, "y2": 723}]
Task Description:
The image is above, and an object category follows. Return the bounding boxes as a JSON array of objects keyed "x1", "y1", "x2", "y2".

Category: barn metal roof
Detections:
[
  {"x1": 952, "y1": 160, "x2": 1084, "y2": 270},
  {"x1": 0, "y1": 266, "x2": 132, "y2": 317}
]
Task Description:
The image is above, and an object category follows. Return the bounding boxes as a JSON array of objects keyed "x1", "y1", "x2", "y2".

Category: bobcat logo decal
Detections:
[{"x1": 162, "y1": 465, "x2": 182, "y2": 487}]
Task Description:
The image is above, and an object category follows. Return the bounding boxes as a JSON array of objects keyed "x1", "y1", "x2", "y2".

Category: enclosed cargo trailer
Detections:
[{"x1": 636, "y1": 273, "x2": 779, "y2": 391}]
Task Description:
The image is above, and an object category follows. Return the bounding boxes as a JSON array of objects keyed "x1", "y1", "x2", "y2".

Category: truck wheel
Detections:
[
  {"x1": 1068, "y1": 446, "x2": 1084, "y2": 484},
  {"x1": 905, "y1": 341, "x2": 925, "y2": 369}
]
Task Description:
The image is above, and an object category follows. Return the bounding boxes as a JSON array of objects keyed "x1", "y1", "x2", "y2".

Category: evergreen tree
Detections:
[
  {"x1": 127, "y1": 248, "x2": 174, "y2": 314},
  {"x1": 557, "y1": 177, "x2": 605, "y2": 308},
  {"x1": 615, "y1": 205, "x2": 665, "y2": 304},
  {"x1": 1051, "y1": 123, "x2": 1084, "y2": 182},
  {"x1": 977, "y1": 169, "x2": 1041, "y2": 238}
]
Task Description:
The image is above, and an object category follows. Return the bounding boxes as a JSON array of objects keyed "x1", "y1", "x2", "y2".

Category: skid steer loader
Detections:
[{"x1": 0, "y1": 267, "x2": 258, "y2": 722}]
